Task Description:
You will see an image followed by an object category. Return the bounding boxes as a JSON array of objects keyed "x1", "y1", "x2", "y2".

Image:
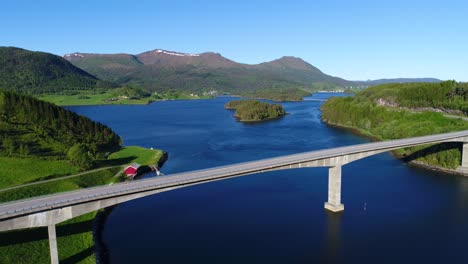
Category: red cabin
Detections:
[{"x1": 124, "y1": 163, "x2": 141, "y2": 177}]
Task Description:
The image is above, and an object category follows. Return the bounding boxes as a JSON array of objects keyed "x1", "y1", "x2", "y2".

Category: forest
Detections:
[
  {"x1": 358, "y1": 81, "x2": 468, "y2": 114},
  {"x1": 0, "y1": 90, "x2": 121, "y2": 168},
  {"x1": 321, "y1": 82, "x2": 468, "y2": 169},
  {"x1": 225, "y1": 100, "x2": 286, "y2": 122}
]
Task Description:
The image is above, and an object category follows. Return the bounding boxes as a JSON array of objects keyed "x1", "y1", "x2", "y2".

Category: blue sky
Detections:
[{"x1": 2, "y1": 0, "x2": 467, "y2": 81}]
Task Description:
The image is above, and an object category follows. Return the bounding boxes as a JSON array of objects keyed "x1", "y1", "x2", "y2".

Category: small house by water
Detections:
[{"x1": 124, "y1": 163, "x2": 141, "y2": 177}]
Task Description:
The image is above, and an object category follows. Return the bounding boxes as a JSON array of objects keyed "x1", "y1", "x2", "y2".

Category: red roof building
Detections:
[{"x1": 124, "y1": 163, "x2": 141, "y2": 177}]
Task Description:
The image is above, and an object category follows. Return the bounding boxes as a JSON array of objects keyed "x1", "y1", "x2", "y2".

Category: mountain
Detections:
[
  {"x1": 64, "y1": 49, "x2": 352, "y2": 96},
  {"x1": 136, "y1": 49, "x2": 239, "y2": 68},
  {"x1": 0, "y1": 47, "x2": 115, "y2": 94}
]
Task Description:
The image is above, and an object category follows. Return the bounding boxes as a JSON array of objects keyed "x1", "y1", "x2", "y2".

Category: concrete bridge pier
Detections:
[
  {"x1": 324, "y1": 165, "x2": 344, "y2": 212},
  {"x1": 48, "y1": 224, "x2": 59, "y2": 264}
]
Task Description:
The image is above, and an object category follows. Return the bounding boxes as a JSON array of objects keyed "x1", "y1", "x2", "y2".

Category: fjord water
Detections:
[{"x1": 70, "y1": 94, "x2": 468, "y2": 263}]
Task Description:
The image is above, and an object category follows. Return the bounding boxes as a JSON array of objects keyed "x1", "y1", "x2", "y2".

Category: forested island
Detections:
[
  {"x1": 225, "y1": 100, "x2": 286, "y2": 122},
  {"x1": 321, "y1": 81, "x2": 468, "y2": 171}
]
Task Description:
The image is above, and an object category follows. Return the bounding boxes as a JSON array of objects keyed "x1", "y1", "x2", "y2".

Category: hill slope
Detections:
[
  {"x1": 358, "y1": 81, "x2": 468, "y2": 114},
  {"x1": 0, "y1": 90, "x2": 121, "y2": 162},
  {"x1": 321, "y1": 81, "x2": 468, "y2": 171},
  {"x1": 65, "y1": 49, "x2": 352, "y2": 97},
  {"x1": 0, "y1": 47, "x2": 114, "y2": 94}
]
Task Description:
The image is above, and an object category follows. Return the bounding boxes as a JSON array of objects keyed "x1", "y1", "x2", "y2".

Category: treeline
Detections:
[
  {"x1": 241, "y1": 88, "x2": 310, "y2": 102},
  {"x1": 0, "y1": 90, "x2": 121, "y2": 167},
  {"x1": 225, "y1": 100, "x2": 286, "y2": 122},
  {"x1": 0, "y1": 47, "x2": 116, "y2": 94},
  {"x1": 321, "y1": 94, "x2": 468, "y2": 169},
  {"x1": 110, "y1": 85, "x2": 151, "y2": 99},
  {"x1": 359, "y1": 81, "x2": 468, "y2": 114}
]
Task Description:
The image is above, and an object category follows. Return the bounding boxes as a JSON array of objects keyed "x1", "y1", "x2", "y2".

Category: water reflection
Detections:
[
  {"x1": 323, "y1": 210, "x2": 343, "y2": 263},
  {"x1": 456, "y1": 177, "x2": 468, "y2": 210}
]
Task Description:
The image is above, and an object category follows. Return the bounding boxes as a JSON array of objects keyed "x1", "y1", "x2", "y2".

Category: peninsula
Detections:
[{"x1": 321, "y1": 81, "x2": 468, "y2": 172}]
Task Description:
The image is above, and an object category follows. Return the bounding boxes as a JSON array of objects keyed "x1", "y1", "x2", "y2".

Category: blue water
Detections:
[{"x1": 69, "y1": 93, "x2": 468, "y2": 263}]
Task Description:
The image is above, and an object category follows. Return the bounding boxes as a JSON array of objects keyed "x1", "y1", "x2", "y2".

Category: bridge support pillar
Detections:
[
  {"x1": 462, "y1": 142, "x2": 468, "y2": 168},
  {"x1": 48, "y1": 224, "x2": 59, "y2": 264},
  {"x1": 324, "y1": 165, "x2": 344, "y2": 212}
]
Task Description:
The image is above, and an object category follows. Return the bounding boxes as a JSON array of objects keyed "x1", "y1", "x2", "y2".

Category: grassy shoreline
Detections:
[
  {"x1": 38, "y1": 92, "x2": 213, "y2": 106},
  {"x1": 0, "y1": 146, "x2": 165, "y2": 263}
]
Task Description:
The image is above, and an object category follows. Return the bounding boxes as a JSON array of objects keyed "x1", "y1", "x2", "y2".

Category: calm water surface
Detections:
[{"x1": 70, "y1": 93, "x2": 468, "y2": 263}]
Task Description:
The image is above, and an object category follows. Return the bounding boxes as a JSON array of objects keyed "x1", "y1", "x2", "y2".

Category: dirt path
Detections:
[{"x1": 0, "y1": 165, "x2": 123, "y2": 193}]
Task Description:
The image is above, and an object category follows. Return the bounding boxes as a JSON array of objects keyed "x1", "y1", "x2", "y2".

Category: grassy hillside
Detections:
[
  {"x1": 0, "y1": 47, "x2": 115, "y2": 94},
  {"x1": 67, "y1": 53, "x2": 143, "y2": 83},
  {"x1": 321, "y1": 83, "x2": 468, "y2": 170},
  {"x1": 0, "y1": 88, "x2": 165, "y2": 263},
  {"x1": 0, "y1": 90, "x2": 121, "y2": 167},
  {"x1": 0, "y1": 146, "x2": 165, "y2": 264}
]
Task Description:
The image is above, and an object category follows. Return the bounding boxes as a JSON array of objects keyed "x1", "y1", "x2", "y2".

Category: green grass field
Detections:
[
  {"x1": 108, "y1": 146, "x2": 164, "y2": 165},
  {"x1": 0, "y1": 157, "x2": 80, "y2": 189},
  {"x1": 0, "y1": 146, "x2": 164, "y2": 263},
  {"x1": 0, "y1": 167, "x2": 122, "y2": 203},
  {"x1": 38, "y1": 92, "x2": 152, "y2": 106},
  {"x1": 0, "y1": 167, "x2": 123, "y2": 263},
  {"x1": 0, "y1": 211, "x2": 98, "y2": 264},
  {"x1": 38, "y1": 91, "x2": 212, "y2": 106}
]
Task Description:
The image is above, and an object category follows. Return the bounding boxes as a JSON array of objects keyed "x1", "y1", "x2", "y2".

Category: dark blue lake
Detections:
[{"x1": 69, "y1": 93, "x2": 468, "y2": 263}]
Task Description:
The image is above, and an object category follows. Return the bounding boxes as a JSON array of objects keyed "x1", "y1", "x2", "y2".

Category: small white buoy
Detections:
[{"x1": 364, "y1": 202, "x2": 367, "y2": 211}]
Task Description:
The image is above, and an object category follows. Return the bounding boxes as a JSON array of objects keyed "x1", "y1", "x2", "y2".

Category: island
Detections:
[{"x1": 225, "y1": 100, "x2": 286, "y2": 122}]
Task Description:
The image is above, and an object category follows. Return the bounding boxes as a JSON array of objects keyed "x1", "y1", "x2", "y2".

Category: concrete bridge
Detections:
[{"x1": 1, "y1": 130, "x2": 468, "y2": 263}]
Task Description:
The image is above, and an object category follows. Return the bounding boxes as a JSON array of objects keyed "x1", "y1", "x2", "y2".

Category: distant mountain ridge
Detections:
[
  {"x1": 65, "y1": 48, "x2": 443, "y2": 96},
  {"x1": 0, "y1": 46, "x2": 443, "y2": 98},
  {"x1": 64, "y1": 49, "x2": 352, "y2": 95},
  {"x1": 357, "y1": 78, "x2": 442, "y2": 86}
]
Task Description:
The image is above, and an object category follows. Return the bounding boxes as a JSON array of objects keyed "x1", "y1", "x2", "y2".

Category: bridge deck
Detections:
[{"x1": 0, "y1": 130, "x2": 467, "y2": 221}]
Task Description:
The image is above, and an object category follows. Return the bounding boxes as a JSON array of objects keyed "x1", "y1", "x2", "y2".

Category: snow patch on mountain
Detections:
[
  {"x1": 64, "y1": 53, "x2": 84, "y2": 58},
  {"x1": 153, "y1": 49, "x2": 200, "y2": 57}
]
